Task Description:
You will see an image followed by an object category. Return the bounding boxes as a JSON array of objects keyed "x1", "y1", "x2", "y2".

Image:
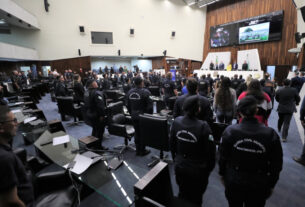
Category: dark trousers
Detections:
[
  {"x1": 216, "y1": 110, "x2": 233, "y2": 125},
  {"x1": 91, "y1": 119, "x2": 105, "y2": 143},
  {"x1": 278, "y1": 113, "x2": 293, "y2": 139},
  {"x1": 225, "y1": 187, "x2": 270, "y2": 207},
  {"x1": 175, "y1": 164, "x2": 209, "y2": 206},
  {"x1": 132, "y1": 120, "x2": 145, "y2": 153}
]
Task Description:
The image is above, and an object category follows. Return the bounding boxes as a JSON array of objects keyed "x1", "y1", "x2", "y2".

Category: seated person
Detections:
[
  {"x1": 209, "y1": 61, "x2": 214, "y2": 70},
  {"x1": 0, "y1": 85, "x2": 8, "y2": 105},
  {"x1": 0, "y1": 105, "x2": 34, "y2": 207}
]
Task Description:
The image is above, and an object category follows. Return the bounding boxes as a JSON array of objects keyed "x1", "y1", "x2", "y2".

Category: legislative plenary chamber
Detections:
[{"x1": 1, "y1": 0, "x2": 305, "y2": 206}]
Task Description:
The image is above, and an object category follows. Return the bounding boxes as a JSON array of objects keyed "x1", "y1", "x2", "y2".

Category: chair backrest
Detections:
[
  {"x1": 105, "y1": 90, "x2": 123, "y2": 101},
  {"x1": 167, "y1": 96, "x2": 177, "y2": 111},
  {"x1": 107, "y1": 101, "x2": 124, "y2": 116},
  {"x1": 148, "y1": 86, "x2": 161, "y2": 97},
  {"x1": 134, "y1": 162, "x2": 173, "y2": 207},
  {"x1": 139, "y1": 114, "x2": 169, "y2": 151},
  {"x1": 56, "y1": 96, "x2": 75, "y2": 116},
  {"x1": 210, "y1": 122, "x2": 229, "y2": 144}
]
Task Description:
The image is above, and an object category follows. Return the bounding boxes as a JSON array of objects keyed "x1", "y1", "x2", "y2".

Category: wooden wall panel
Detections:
[
  {"x1": 50, "y1": 56, "x2": 91, "y2": 74},
  {"x1": 203, "y1": 0, "x2": 298, "y2": 71},
  {"x1": 152, "y1": 59, "x2": 164, "y2": 69}
]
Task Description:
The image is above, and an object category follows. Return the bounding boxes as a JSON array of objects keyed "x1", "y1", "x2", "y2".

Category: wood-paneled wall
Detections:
[
  {"x1": 50, "y1": 56, "x2": 91, "y2": 74},
  {"x1": 203, "y1": 0, "x2": 298, "y2": 71}
]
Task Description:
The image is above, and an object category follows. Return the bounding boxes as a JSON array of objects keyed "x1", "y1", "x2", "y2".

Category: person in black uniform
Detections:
[
  {"x1": 102, "y1": 74, "x2": 111, "y2": 90},
  {"x1": 170, "y1": 95, "x2": 215, "y2": 206},
  {"x1": 73, "y1": 74, "x2": 85, "y2": 105},
  {"x1": 0, "y1": 106, "x2": 34, "y2": 207},
  {"x1": 126, "y1": 76, "x2": 152, "y2": 156},
  {"x1": 55, "y1": 75, "x2": 68, "y2": 97},
  {"x1": 173, "y1": 78, "x2": 213, "y2": 124},
  {"x1": 231, "y1": 74, "x2": 241, "y2": 91},
  {"x1": 219, "y1": 96, "x2": 283, "y2": 207},
  {"x1": 198, "y1": 76, "x2": 210, "y2": 97},
  {"x1": 84, "y1": 80, "x2": 107, "y2": 149},
  {"x1": 162, "y1": 72, "x2": 178, "y2": 108}
]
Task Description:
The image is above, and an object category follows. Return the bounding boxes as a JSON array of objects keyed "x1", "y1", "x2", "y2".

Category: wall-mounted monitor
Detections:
[{"x1": 210, "y1": 10, "x2": 284, "y2": 48}]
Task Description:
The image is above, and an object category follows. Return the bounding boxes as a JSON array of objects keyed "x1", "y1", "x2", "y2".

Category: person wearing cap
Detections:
[
  {"x1": 126, "y1": 76, "x2": 152, "y2": 156},
  {"x1": 219, "y1": 95, "x2": 283, "y2": 207},
  {"x1": 170, "y1": 95, "x2": 215, "y2": 206},
  {"x1": 83, "y1": 79, "x2": 107, "y2": 149}
]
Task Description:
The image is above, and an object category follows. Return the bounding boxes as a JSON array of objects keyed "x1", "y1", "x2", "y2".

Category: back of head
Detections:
[
  {"x1": 134, "y1": 76, "x2": 143, "y2": 87},
  {"x1": 166, "y1": 72, "x2": 172, "y2": 80},
  {"x1": 283, "y1": 79, "x2": 291, "y2": 86},
  {"x1": 220, "y1": 77, "x2": 231, "y2": 89},
  {"x1": 182, "y1": 95, "x2": 200, "y2": 118},
  {"x1": 247, "y1": 79, "x2": 264, "y2": 103},
  {"x1": 186, "y1": 78, "x2": 198, "y2": 95},
  {"x1": 238, "y1": 95, "x2": 257, "y2": 118}
]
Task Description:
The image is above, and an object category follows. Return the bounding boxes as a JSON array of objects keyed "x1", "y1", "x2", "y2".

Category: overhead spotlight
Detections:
[
  {"x1": 118, "y1": 49, "x2": 121, "y2": 56},
  {"x1": 163, "y1": 50, "x2": 167, "y2": 56},
  {"x1": 7, "y1": 13, "x2": 11, "y2": 17},
  {"x1": 18, "y1": 19, "x2": 23, "y2": 23},
  {"x1": 27, "y1": 24, "x2": 31, "y2": 28}
]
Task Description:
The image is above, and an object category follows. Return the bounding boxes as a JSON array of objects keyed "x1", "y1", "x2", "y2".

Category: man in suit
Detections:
[
  {"x1": 290, "y1": 72, "x2": 302, "y2": 93},
  {"x1": 219, "y1": 61, "x2": 225, "y2": 70},
  {"x1": 233, "y1": 62, "x2": 238, "y2": 70},
  {"x1": 209, "y1": 61, "x2": 214, "y2": 70},
  {"x1": 242, "y1": 61, "x2": 248, "y2": 71},
  {"x1": 275, "y1": 79, "x2": 300, "y2": 142}
]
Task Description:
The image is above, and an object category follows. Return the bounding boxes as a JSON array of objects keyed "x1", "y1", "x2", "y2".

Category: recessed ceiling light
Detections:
[{"x1": 0, "y1": 19, "x2": 6, "y2": 24}]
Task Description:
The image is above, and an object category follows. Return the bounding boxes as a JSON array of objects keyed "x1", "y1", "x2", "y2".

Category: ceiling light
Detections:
[
  {"x1": 184, "y1": 0, "x2": 197, "y2": 6},
  {"x1": 0, "y1": 19, "x2": 6, "y2": 24}
]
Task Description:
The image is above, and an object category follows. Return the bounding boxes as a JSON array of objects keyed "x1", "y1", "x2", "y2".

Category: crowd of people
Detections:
[{"x1": 1, "y1": 67, "x2": 305, "y2": 207}]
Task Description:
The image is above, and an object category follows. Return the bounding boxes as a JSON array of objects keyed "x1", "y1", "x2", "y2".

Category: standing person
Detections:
[
  {"x1": 219, "y1": 96, "x2": 283, "y2": 207},
  {"x1": 73, "y1": 74, "x2": 85, "y2": 105},
  {"x1": 84, "y1": 80, "x2": 107, "y2": 149},
  {"x1": 214, "y1": 77, "x2": 236, "y2": 124},
  {"x1": 293, "y1": 96, "x2": 305, "y2": 166},
  {"x1": 291, "y1": 72, "x2": 302, "y2": 93},
  {"x1": 237, "y1": 79, "x2": 272, "y2": 126},
  {"x1": 275, "y1": 79, "x2": 300, "y2": 142},
  {"x1": 198, "y1": 76, "x2": 210, "y2": 97},
  {"x1": 55, "y1": 75, "x2": 68, "y2": 97},
  {"x1": 173, "y1": 78, "x2": 213, "y2": 124},
  {"x1": 126, "y1": 77, "x2": 152, "y2": 156},
  {"x1": 170, "y1": 95, "x2": 215, "y2": 206},
  {"x1": 242, "y1": 60, "x2": 248, "y2": 70},
  {"x1": 162, "y1": 72, "x2": 178, "y2": 108},
  {"x1": 0, "y1": 105, "x2": 34, "y2": 207}
]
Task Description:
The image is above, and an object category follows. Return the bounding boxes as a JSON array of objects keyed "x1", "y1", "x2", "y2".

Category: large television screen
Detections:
[
  {"x1": 239, "y1": 22, "x2": 270, "y2": 44},
  {"x1": 210, "y1": 10, "x2": 283, "y2": 48}
]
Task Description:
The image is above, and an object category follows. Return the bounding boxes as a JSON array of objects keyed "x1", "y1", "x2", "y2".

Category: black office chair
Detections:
[
  {"x1": 56, "y1": 96, "x2": 83, "y2": 126},
  {"x1": 148, "y1": 86, "x2": 161, "y2": 97},
  {"x1": 134, "y1": 161, "x2": 199, "y2": 207},
  {"x1": 210, "y1": 122, "x2": 229, "y2": 145},
  {"x1": 107, "y1": 101, "x2": 136, "y2": 154},
  {"x1": 13, "y1": 148, "x2": 78, "y2": 207},
  {"x1": 139, "y1": 114, "x2": 172, "y2": 167},
  {"x1": 104, "y1": 90, "x2": 125, "y2": 104}
]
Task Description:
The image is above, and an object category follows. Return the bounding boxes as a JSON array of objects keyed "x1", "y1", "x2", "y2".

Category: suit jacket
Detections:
[{"x1": 275, "y1": 86, "x2": 300, "y2": 114}]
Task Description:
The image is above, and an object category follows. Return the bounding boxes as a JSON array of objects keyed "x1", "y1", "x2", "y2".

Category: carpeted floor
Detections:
[{"x1": 15, "y1": 93, "x2": 305, "y2": 207}]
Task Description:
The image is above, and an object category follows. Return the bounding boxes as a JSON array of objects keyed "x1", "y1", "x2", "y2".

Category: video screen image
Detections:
[
  {"x1": 239, "y1": 22, "x2": 270, "y2": 44},
  {"x1": 210, "y1": 26, "x2": 232, "y2": 48}
]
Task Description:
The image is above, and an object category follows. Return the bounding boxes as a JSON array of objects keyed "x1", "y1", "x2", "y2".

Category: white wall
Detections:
[
  {"x1": 0, "y1": 42, "x2": 39, "y2": 60},
  {"x1": 91, "y1": 58, "x2": 132, "y2": 71},
  {"x1": 131, "y1": 59, "x2": 152, "y2": 72},
  {"x1": 1, "y1": 0, "x2": 206, "y2": 61},
  {"x1": 91, "y1": 57, "x2": 152, "y2": 72}
]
